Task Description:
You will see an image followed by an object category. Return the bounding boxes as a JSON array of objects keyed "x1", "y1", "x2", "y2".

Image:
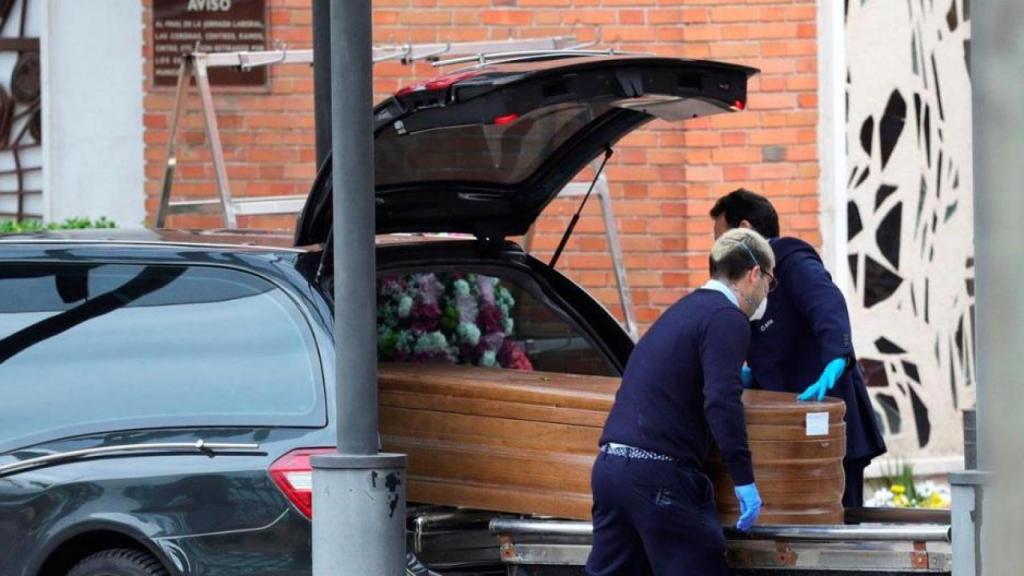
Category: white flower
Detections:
[
  {"x1": 414, "y1": 331, "x2": 449, "y2": 355},
  {"x1": 396, "y1": 331, "x2": 414, "y2": 353},
  {"x1": 457, "y1": 322, "x2": 481, "y2": 346},
  {"x1": 916, "y1": 481, "x2": 937, "y2": 498},
  {"x1": 866, "y1": 487, "x2": 895, "y2": 507},
  {"x1": 496, "y1": 286, "x2": 514, "y2": 306},
  {"x1": 481, "y1": 350, "x2": 497, "y2": 367},
  {"x1": 398, "y1": 295, "x2": 413, "y2": 318}
]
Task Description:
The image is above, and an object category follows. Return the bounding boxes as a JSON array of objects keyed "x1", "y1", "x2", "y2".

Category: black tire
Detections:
[{"x1": 66, "y1": 548, "x2": 169, "y2": 576}]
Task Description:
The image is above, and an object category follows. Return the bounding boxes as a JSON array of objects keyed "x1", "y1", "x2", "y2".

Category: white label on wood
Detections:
[{"x1": 806, "y1": 412, "x2": 830, "y2": 436}]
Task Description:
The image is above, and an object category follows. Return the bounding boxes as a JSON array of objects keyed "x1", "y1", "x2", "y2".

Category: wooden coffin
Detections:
[
  {"x1": 378, "y1": 363, "x2": 846, "y2": 525},
  {"x1": 707, "y1": 389, "x2": 846, "y2": 525}
]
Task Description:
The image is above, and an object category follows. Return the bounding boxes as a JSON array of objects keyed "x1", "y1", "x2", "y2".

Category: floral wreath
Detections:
[{"x1": 377, "y1": 272, "x2": 533, "y2": 371}]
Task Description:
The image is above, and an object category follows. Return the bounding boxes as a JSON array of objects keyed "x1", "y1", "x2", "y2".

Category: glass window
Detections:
[
  {"x1": 375, "y1": 102, "x2": 610, "y2": 187},
  {"x1": 0, "y1": 263, "x2": 323, "y2": 449},
  {"x1": 377, "y1": 270, "x2": 614, "y2": 376}
]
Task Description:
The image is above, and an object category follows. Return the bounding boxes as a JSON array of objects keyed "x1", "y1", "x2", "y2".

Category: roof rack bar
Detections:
[
  {"x1": 167, "y1": 195, "x2": 308, "y2": 217},
  {"x1": 460, "y1": 50, "x2": 655, "y2": 72},
  {"x1": 374, "y1": 36, "x2": 577, "y2": 64},
  {"x1": 431, "y1": 47, "x2": 615, "y2": 68},
  {"x1": 204, "y1": 47, "x2": 312, "y2": 69},
  {"x1": 195, "y1": 36, "x2": 581, "y2": 71}
]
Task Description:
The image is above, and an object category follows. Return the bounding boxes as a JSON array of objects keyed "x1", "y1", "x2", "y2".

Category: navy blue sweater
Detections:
[
  {"x1": 748, "y1": 237, "x2": 886, "y2": 462},
  {"x1": 600, "y1": 289, "x2": 755, "y2": 486}
]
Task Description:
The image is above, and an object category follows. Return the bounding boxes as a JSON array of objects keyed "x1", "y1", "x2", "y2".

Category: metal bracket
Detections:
[
  {"x1": 499, "y1": 535, "x2": 519, "y2": 562},
  {"x1": 911, "y1": 541, "x2": 931, "y2": 570},
  {"x1": 409, "y1": 42, "x2": 449, "y2": 64},
  {"x1": 774, "y1": 541, "x2": 798, "y2": 566}
]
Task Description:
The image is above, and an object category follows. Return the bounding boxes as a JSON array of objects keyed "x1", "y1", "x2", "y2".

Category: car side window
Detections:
[
  {"x1": 377, "y1": 270, "x2": 614, "y2": 376},
  {"x1": 0, "y1": 262, "x2": 323, "y2": 449}
]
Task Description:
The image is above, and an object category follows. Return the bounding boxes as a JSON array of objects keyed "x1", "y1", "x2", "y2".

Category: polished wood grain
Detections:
[{"x1": 379, "y1": 363, "x2": 847, "y2": 525}]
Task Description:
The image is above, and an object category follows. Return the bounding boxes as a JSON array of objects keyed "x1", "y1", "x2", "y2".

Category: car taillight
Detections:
[
  {"x1": 395, "y1": 71, "x2": 480, "y2": 97},
  {"x1": 269, "y1": 447, "x2": 335, "y2": 519},
  {"x1": 493, "y1": 113, "x2": 519, "y2": 126}
]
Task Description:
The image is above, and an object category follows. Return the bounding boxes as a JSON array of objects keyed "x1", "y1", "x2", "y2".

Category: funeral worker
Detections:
[
  {"x1": 710, "y1": 189, "x2": 887, "y2": 507},
  {"x1": 586, "y1": 228, "x2": 772, "y2": 576}
]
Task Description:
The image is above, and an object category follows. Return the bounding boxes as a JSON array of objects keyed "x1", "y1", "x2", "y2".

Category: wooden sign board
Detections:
[{"x1": 153, "y1": 0, "x2": 268, "y2": 88}]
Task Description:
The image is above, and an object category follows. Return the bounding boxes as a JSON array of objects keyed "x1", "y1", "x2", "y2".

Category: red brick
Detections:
[
  {"x1": 722, "y1": 132, "x2": 747, "y2": 146},
  {"x1": 712, "y1": 147, "x2": 762, "y2": 164},
  {"x1": 787, "y1": 145, "x2": 818, "y2": 162},
  {"x1": 786, "y1": 75, "x2": 818, "y2": 91},
  {"x1": 798, "y1": 93, "x2": 818, "y2": 108},
  {"x1": 618, "y1": 10, "x2": 645, "y2": 24},
  {"x1": 480, "y1": 10, "x2": 532, "y2": 25},
  {"x1": 519, "y1": 0, "x2": 572, "y2": 5},
  {"x1": 710, "y1": 7, "x2": 760, "y2": 23},
  {"x1": 747, "y1": 23, "x2": 798, "y2": 39}
]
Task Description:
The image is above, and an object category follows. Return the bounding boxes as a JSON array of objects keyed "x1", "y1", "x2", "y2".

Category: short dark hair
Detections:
[{"x1": 710, "y1": 188, "x2": 780, "y2": 239}]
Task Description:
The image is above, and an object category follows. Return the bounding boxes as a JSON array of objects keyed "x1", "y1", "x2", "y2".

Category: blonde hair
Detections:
[{"x1": 709, "y1": 228, "x2": 774, "y2": 282}]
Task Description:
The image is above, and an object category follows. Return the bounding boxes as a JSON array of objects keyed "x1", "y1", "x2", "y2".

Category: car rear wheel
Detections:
[{"x1": 66, "y1": 548, "x2": 168, "y2": 576}]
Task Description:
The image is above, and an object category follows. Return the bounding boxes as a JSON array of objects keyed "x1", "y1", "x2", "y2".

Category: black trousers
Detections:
[
  {"x1": 842, "y1": 457, "x2": 870, "y2": 508},
  {"x1": 585, "y1": 452, "x2": 728, "y2": 576}
]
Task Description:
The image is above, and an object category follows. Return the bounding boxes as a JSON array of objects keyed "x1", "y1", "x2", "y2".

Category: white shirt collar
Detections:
[{"x1": 702, "y1": 279, "x2": 740, "y2": 309}]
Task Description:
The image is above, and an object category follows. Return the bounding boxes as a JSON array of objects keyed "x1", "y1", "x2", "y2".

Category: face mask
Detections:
[{"x1": 750, "y1": 295, "x2": 768, "y2": 321}]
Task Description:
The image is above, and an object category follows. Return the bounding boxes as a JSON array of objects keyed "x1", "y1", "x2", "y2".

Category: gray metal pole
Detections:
[
  {"x1": 312, "y1": 0, "x2": 331, "y2": 167},
  {"x1": 971, "y1": 2, "x2": 1024, "y2": 573},
  {"x1": 311, "y1": 1, "x2": 407, "y2": 574}
]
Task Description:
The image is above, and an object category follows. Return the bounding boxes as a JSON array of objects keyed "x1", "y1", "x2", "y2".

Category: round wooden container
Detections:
[{"x1": 708, "y1": 389, "x2": 847, "y2": 525}]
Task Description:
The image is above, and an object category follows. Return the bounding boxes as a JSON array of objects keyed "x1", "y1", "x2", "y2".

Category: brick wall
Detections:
[{"x1": 142, "y1": 0, "x2": 819, "y2": 333}]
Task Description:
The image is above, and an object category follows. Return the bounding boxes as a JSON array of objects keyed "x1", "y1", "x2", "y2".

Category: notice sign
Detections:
[
  {"x1": 805, "y1": 412, "x2": 830, "y2": 437},
  {"x1": 153, "y1": 0, "x2": 268, "y2": 87}
]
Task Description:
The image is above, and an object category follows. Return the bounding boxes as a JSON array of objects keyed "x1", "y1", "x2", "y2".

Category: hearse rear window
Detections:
[
  {"x1": 375, "y1": 102, "x2": 610, "y2": 187},
  {"x1": 377, "y1": 270, "x2": 615, "y2": 377},
  {"x1": 0, "y1": 263, "x2": 324, "y2": 449}
]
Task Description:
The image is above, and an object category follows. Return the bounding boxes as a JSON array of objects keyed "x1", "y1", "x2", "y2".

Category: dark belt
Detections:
[{"x1": 600, "y1": 443, "x2": 677, "y2": 462}]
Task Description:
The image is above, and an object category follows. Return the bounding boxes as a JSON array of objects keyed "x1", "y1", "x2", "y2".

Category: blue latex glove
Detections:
[
  {"x1": 798, "y1": 357, "x2": 848, "y2": 402},
  {"x1": 740, "y1": 365, "x2": 753, "y2": 389},
  {"x1": 734, "y1": 483, "x2": 762, "y2": 532}
]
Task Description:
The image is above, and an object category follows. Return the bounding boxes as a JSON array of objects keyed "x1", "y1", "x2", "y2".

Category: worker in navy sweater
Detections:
[
  {"x1": 586, "y1": 228, "x2": 773, "y2": 576},
  {"x1": 710, "y1": 189, "x2": 887, "y2": 507}
]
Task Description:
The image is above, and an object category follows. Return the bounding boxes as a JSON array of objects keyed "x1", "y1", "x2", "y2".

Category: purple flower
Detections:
[
  {"x1": 499, "y1": 340, "x2": 533, "y2": 371},
  {"x1": 482, "y1": 331, "x2": 505, "y2": 353},
  {"x1": 478, "y1": 303, "x2": 503, "y2": 334},
  {"x1": 476, "y1": 275, "x2": 496, "y2": 305},
  {"x1": 415, "y1": 273, "x2": 442, "y2": 305},
  {"x1": 456, "y1": 293, "x2": 478, "y2": 324},
  {"x1": 410, "y1": 301, "x2": 442, "y2": 332}
]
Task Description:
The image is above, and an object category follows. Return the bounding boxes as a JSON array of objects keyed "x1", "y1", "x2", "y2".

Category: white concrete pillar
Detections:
[{"x1": 41, "y1": 0, "x2": 145, "y2": 227}]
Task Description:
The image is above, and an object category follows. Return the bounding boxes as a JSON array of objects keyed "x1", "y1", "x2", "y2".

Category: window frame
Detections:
[{"x1": 0, "y1": 259, "x2": 329, "y2": 454}]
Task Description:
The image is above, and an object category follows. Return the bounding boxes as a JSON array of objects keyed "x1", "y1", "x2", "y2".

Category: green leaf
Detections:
[{"x1": 0, "y1": 217, "x2": 118, "y2": 234}]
